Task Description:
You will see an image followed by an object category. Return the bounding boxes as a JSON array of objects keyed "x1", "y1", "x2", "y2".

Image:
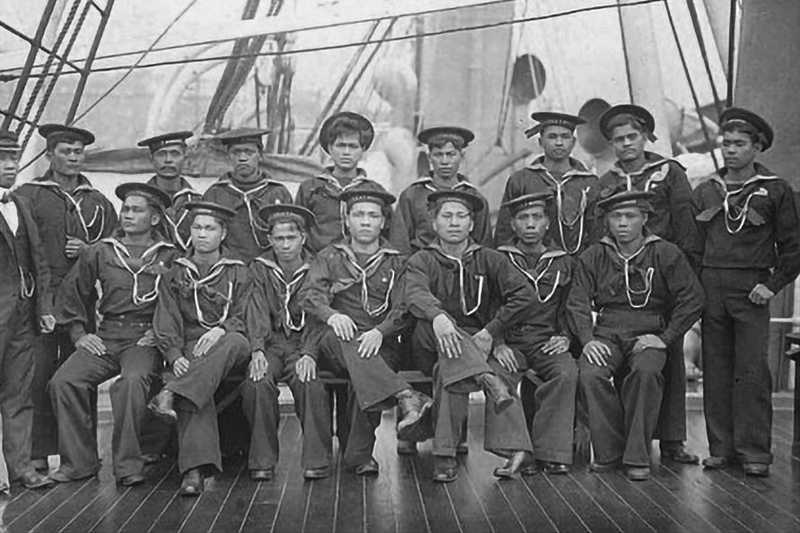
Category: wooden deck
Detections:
[{"x1": 1, "y1": 400, "x2": 799, "y2": 533}]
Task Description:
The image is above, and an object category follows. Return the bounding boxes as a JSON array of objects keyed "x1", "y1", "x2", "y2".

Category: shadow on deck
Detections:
[{"x1": 1, "y1": 403, "x2": 799, "y2": 533}]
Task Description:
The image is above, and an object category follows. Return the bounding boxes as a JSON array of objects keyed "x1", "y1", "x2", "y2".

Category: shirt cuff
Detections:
[
  {"x1": 164, "y1": 347, "x2": 183, "y2": 365},
  {"x1": 69, "y1": 323, "x2": 87, "y2": 344},
  {"x1": 485, "y1": 319, "x2": 503, "y2": 339}
]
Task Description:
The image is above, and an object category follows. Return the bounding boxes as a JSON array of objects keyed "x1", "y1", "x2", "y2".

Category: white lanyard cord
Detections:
[
  {"x1": 343, "y1": 253, "x2": 396, "y2": 317},
  {"x1": 63, "y1": 190, "x2": 105, "y2": 243},
  {"x1": 184, "y1": 263, "x2": 233, "y2": 329},
  {"x1": 551, "y1": 177, "x2": 588, "y2": 255},
  {"x1": 227, "y1": 182, "x2": 272, "y2": 249},
  {"x1": 508, "y1": 254, "x2": 561, "y2": 303},
  {"x1": 440, "y1": 252, "x2": 484, "y2": 316},
  {"x1": 722, "y1": 187, "x2": 757, "y2": 235},
  {"x1": 273, "y1": 268, "x2": 307, "y2": 332},
  {"x1": 111, "y1": 244, "x2": 162, "y2": 306},
  {"x1": 617, "y1": 246, "x2": 654, "y2": 309},
  {"x1": 19, "y1": 266, "x2": 35, "y2": 299}
]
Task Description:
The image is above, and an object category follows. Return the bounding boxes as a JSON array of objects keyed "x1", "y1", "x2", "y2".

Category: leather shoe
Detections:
[
  {"x1": 396, "y1": 391, "x2": 434, "y2": 442},
  {"x1": 396, "y1": 440, "x2": 417, "y2": 455},
  {"x1": 50, "y1": 468, "x2": 96, "y2": 483},
  {"x1": 701, "y1": 456, "x2": 731, "y2": 470},
  {"x1": 17, "y1": 470, "x2": 54, "y2": 489},
  {"x1": 250, "y1": 467, "x2": 274, "y2": 481},
  {"x1": 743, "y1": 463, "x2": 769, "y2": 477},
  {"x1": 30, "y1": 458, "x2": 49, "y2": 472},
  {"x1": 433, "y1": 457, "x2": 458, "y2": 483},
  {"x1": 148, "y1": 389, "x2": 177, "y2": 423},
  {"x1": 541, "y1": 462, "x2": 570, "y2": 475},
  {"x1": 590, "y1": 461, "x2": 620, "y2": 473},
  {"x1": 354, "y1": 458, "x2": 379, "y2": 476},
  {"x1": 493, "y1": 451, "x2": 528, "y2": 479},
  {"x1": 456, "y1": 441, "x2": 469, "y2": 455},
  {"x1": 180, "y1": 468, "x2": 203, "y2": 496},
  {"x1": 660, "y1": 443, "x2": 699, "y2": 464},
  {"x1": 303, "y1": 466, "x2": 331, "y2": 480},
  {"x1": 141, "y1": 453, "x2": 161, "y2": 465},
  {"x1": 626, "y1": 467, "x2": 651, "y2": 481},
  {"x1": 120, "y1": 473, "x2": 145, "y2": 487},
  {"x1": 477, "y1": 373, "x2": 514, "y2": 413}
]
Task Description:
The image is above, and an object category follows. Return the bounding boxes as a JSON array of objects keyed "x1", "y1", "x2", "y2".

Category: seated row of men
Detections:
[{"x1": 0, "y1": 102, "x2": 795, "y2": 497}]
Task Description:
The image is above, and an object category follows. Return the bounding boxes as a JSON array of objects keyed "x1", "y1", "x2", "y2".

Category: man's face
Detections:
[
  {"x1": 269, "y1": 221, "x2": 305, "y2": 263},
  {"x1": 610, "y1": 124, "x2": 647, "y2": 163},
  {"x1": 432, "y1": 201, "x2": 473, "y2": 244},
  {"x1": 190, "y1": 214, "x2": 226, "y2": 253},
  {"x1": 429, "y1": 142, "x2": 463, "y2": 180},
  {"x1": 538, "y1": 125, "x2": 575, "y2": 161},
  {"x1": 151, "y1": 145, "x2": 186, "y2": 179},
  {"x1": 227, "y1": 142, "x2": 261, "y2": 181},
  {"x1": 510, "y1": 205, "x2": 548, "y2": 246},
  {"x1": 0, "y1": 151, "x2": 19, "y2": 189},
  {"x1": 607, "y1": 206, "x2": 647, "y2": 244},
  {"x1": 346, "y1": 200, "x2": 384, "y2": 246},
  {"x1": 120, "y1": 195, "x2": 160, "y2": 236},
  {"x1": 328, "y1": 132, "x2": 364, "y2": 172},
  {"x1": 721, "y1": 130, "x2": 760, "y2": 171},
  {"x1": 48, "y1": 141, "x2": 85, "y2": 176}
]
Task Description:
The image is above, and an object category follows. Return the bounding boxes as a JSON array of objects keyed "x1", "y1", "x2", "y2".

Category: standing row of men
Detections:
[{"x1": 0, "y1": 102, "x2": 795, "y2": 497}]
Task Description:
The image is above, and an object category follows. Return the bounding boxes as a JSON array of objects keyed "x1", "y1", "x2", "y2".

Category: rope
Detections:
[
  {"x1": 685, "y1": 0, "x2": 722, "y2": 116},
  {"x1": 661, "y1": 0, "x2": 718, "y2": 171},
  {"x1": 7, "y1": 0, "x2": 664, "y2": 81},
  {"x1": 726, "y1": 0, "x2": 736, "y2": 106},
  {"x1": 616, "y1": 0, "x2": 634, "y2": 103}
]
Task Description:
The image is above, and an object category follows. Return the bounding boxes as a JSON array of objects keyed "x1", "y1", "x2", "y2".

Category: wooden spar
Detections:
[
  {"x1": 701, "y1": 0, "x2": 733, "y2": 76},
  {"x1": 616, "y1": 0, "x2": 671, "y2": 155}
]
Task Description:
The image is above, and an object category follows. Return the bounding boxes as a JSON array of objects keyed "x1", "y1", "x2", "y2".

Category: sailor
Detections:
[
  {"x1": 148, "y1": 201, "x2": 252, "y2": 496},
  {"x1": 202, "y1": 128, "x2": 292, "y2": 261},
  {"x1": 15, "y1": 124, "x2": 117, "y2": 470},
  {"x1": 594, "y1": 104, "x2": 702, "y2": 464},
  {"x1": 295, "y1": 111, "x2": 386, "y2": 252},
  {"x1": 243, "y1": 203, "x2": 331, "y2": 480},
  {"x1": 694, "y1": 108, "x2": 800, "y2": 477},
  {"x1": 495, "y1": 191, "x2": 578, "y2": 475},
  {"x1": 0, "y1": 130, "x2": 55, "y2": 490},
  {"x1": 297, "y1": 184, "x2": 433, "y2": 476},
  {"x1": 569, "y1": 190, "x2": 703, "y2": 481},
  {"x1": 389, "y1": 126, "x2": 491, "y2": 254},
  {"x1": 404, "y1": 188, "x2": 534, "y2": 483},
  {"x1": 494, "y1": 112, "x2": 599, "y2": 253},
  {"x1": 139, "y1": 130, "x2": 202, "y2": 252},
  {"x1": 48, "y1": 183, "x2": 176, "y2": 486}
]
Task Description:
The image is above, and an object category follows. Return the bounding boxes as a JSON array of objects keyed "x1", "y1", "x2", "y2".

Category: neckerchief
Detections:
[
  {"x1": 696, "y1": 166, "x2": 779, "y2": 234},
  {"x1": 103, "y1": 238, "x2": 174, "y2": 305},
  {"x1": 599, "y1": 235, "x2": 661, "y2": 308},
  {"x1": 175, "y1": 255, "x2": 244, "y2": 329},
  {"x1": 331, "y1": 241, "x2": 400, "y2": 317},
  {"x1": 254, "y1": 255, "x2": 311, "y2": 334},
  {"x1": 498, "y1": 243, "x2": 566, "y2": 303},
  {"x1": 28, "y1": 173, "x2": 107, "y2": 243},
  {"x1": 428, "y1": 240, "x2": 485, "y2": 316}
]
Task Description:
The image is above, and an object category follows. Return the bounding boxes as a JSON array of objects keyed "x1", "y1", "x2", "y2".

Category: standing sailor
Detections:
[
  {"x1": 495, "y1": 192, "x2": 578, "y2": 474},
  {"x1": 148, "y1": 201, "x2": 252, "y2": 496},
  {"x1": 0, "y1": 130, "x2": 55, "y2": 490},
  {"x1": 295, "y1": 111, "x2": 384, "y2": 252},
  {"x1": 244, "y1": 203, "x2": 332, "y2": 480},
  {"x1": 16, "y1": 124, "x2": 117, "y2": 469},
  {"x1": 139, "y1": 130, "x2": 201, "y2": 252},
  {"x1": 569, "y1": 190, "x2": 702, "y2": 480},
  {"x1": 594, "y1": 104, "x2": 702, "y2": 463},
  {"x1": 298, "y1": 184, "x2": 432, "y2": 476},
  {"x1": 390, "y1": 126, "x2": 491, "y2": 254},
  {"x1": 494, "y1": 112, "x2": 599, "y2": 252},
  {"x1": 694, "y1": 108, "x2": 800, "y2": 477},
  {"x1": 405, "y1": 188, "x2": 534, "y2": 482},
  {"x1": 203, "y1": 128, "x2": 292, "y2": 261},
  {"x1": 49, "y1": 183, "x2": 176, "y2": 486}
]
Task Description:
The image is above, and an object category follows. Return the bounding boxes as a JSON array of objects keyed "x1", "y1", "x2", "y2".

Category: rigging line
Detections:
[
  {"x1": 494, "y1": 0, "x2": 527, "y2": 149},
  {"x1": 0, "y1": 0, "x2": 517, "y2": 74},
  {"x1": 661, "y1": 0, "x2": 718, "y2": 171},
  {"x1": 5, "y1": 0, "x2": 663, "y2": 81},
  {"x1": 725, "y1": 0, "x2": 736, "y2": 106},
  {"x1": 0, "y1": 19, "x2": 82, "y2": 74},
  {"x1": 17, "y1": 0, "x2": 200, "y2": 173},
  {"x1": 616, "y1": 0, "x2": 634, "y2": 103},
  {"x1": 685, "y1": 0, "x2": 722, "y2": 116}
]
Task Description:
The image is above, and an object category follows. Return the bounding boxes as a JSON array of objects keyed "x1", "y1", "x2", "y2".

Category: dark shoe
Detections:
[
  {"x1": 541, "y1": 462, "x2": 570, "y2": 475},
  {"x1": 626, "y1": 466, "x2": 651, "y2": 481},
  {"x1": 396, "y1": 390, "x2": 434, "y2": 442},
  {"x1": 456, "y1": 441, "x2": 469, "y2": 455},
  {"x1": 0, "y1": 483, "x2": 9, "y2": 497},
  {"x1": 250, "y1": 467, "x2": 274, "y2": 481},
  {"x1": 743, "y1": 463, "x2": 769, "y2": 477},
  {"x1": 493, "y1": 451, "x2": 529, "y2": 479},
  {"x1": 30, "y1": 458, "x2": 49, "y2": 472},
  {"x1": 303, "y1": 466, "x2": 331, "y2": 480},
  {"x1": 354, "y1": 458, "x2": 379, "y2": 476},
  {"x1": 180, "y1": 469, "x2": 203, "y2": 496},
  {"x1": 148, "y1": 389, "x2": 177, "y2": 423},
  {"x1": 701, "y1": 456, "x2": 731, "y2": 470},
  {"x1": 397, "y1": 440, "x2": 418, "y2": 455},
  {"x1": 660, "y1": 443, "x2": 699, "y2": 464},
  {"x1": 433, "y1": 457, "x2": 458, "y2": 483},
  {"x1": 16, "y1": 470, "x2": 54, "y2": 489},
  {"x1": 141, "y1": 453, "x2": 161, "y2": 465},
  {"x1": 50, "y1": 468, "x2": 96, "y2": 483},
  {"x1": 120, "y1": 473, "x2": 146, "y2": 487},
  {"x1": 590, "y1": 461, "x2": 620, "y2": 473},
  {"x1": 478, "y1": 373, "x2": 514, "y2": 413}
]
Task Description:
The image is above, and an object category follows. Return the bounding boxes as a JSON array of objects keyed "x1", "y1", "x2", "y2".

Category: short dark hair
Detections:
[
  {"x1": 607, "y1": 113, "x2": 648, "y2": 136},
  {"x1": 46, "y1": 138, "x2": 84, "y2": 152},
  {"x1": 268, "y1": 218, "x2": 306, "y2": 235},
  {"x1": 327, "y1": 116, "x2": 373, "y2": 150},
  {"x1": 721, "y1": 121, "x2": 763, "y2": 148},
  {"x1": 426, "y1": 133, "x2": 466, "y2": 151}
]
